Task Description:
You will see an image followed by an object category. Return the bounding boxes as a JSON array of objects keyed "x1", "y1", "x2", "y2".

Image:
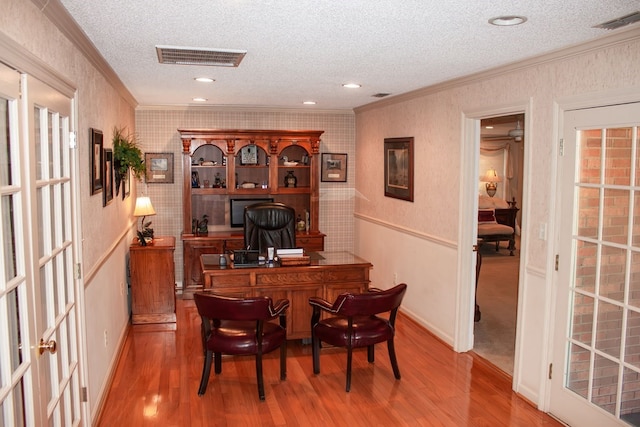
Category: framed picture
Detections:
[
  {"x1": 384, "y1": 137, "x2": 414, "y2": 202},
  {"x1": 321, "y1": 153, "x2": 347, "y2": 182},
  {"x1": 145, "y1": 152, "x2": 174, "y2": 183},
  {"x1": 122, "y1": 169, "x2": 130, "y2": 200},
  {"x1": 90, "y1": 128, "x2": 103, "y2": 195},
  {"x1": 103, "y1": 148, "x2": 114, "y2": 206},
  {"x1": 239, "y1": 145, "x2": 258, "y2": 165}
]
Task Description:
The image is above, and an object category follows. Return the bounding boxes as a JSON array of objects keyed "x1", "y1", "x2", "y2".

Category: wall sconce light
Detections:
[
  {"x1": 482, "y1": 168, "x2": 502, "y2": 197},
  {"x1": 133, "y1": 196, "x2": 156, "y2": 245}
]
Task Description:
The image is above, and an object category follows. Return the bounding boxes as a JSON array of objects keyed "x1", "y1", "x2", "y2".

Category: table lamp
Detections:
[
  {"x1": 482, "y1": 168, "x2": 502, "y2": 198},
  {"x1": 133, "y1": 196, "x2": 156, "y2": 245}
]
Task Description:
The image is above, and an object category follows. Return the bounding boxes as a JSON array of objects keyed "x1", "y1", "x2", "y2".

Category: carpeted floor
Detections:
[{"x1": 473, "y1": 237, "x2": 520, "y2": 375}]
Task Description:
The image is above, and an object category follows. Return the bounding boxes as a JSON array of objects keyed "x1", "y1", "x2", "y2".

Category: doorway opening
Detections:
[{"x1": 473, "y1": 113, "x2": 524, "y2": 375}]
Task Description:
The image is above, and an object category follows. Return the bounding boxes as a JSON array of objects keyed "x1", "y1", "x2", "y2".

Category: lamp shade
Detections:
[
  {"x1": 133, "y1": 196, "x2": 156, "y2": 217},
  {"x1": 482, "y1": 168, "x2": 502, "y2": 183}
]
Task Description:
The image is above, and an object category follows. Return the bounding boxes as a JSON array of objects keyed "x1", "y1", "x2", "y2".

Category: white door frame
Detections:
[
  {"x1": 0, "y1": 45, "x2": 89, "y2": 424},
  {"x1": 546, "y1": 89, "x2": 640, "y2": 423},
  {"x1": 457, "y1": 100, "x2": 532, "y2": 393}
]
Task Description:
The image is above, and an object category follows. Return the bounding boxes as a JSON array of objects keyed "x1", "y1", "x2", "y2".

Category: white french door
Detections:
[
  {"x1": 551, "y1": 102, "x2": 640, "y2": 426},
  {"x1": 0, "y1": 62, "x2": 83, "y2": 426}
]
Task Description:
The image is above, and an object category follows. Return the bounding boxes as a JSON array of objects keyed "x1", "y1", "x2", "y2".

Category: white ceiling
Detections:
[{"x1": 59, "y1": 0, "x2": 639, "y2": 110}]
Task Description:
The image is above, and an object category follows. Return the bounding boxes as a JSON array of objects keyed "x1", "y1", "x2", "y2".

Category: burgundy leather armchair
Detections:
[
  {"x1": 309, "y1": 283, "x2": 407, "y2": 392},
  {"x1": 194, "y1": 292, "x2": 290, "y2": 400}
]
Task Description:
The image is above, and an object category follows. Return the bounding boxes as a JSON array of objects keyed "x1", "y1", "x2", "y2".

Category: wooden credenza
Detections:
[
  {"x1": 129, "y1": 236, "x2": 176, "y2": 324},
  {"x1": 200, "y1": 251, "x2": 372, "y2": 339}
]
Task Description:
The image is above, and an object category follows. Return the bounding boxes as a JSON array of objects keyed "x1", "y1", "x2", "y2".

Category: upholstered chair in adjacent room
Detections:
[
  {"x1": 194, "y1": 292, "x2": 290, "y2": 400},
  {"x1": 308, "y1": 283, "x2": 408, "y2": 392},
  {"x1": 244, "y1": 202, "x2": 296, "y2": 253}
]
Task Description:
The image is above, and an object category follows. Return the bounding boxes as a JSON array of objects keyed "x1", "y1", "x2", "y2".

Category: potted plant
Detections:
[{"x1": 112, "y1": 126, "x2": 144, "y2": 195}]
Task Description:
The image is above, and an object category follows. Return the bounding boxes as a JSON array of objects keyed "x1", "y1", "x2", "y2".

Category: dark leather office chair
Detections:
[
  {"x1": 244, "y1": 202, "x2": 296, "y2": 253},
  {"x1": 194, "y1": 292, "x2": 290, "y2": 400},
  {"x1": 309, "y1": 283, "x2": 407, "y2": 392}
]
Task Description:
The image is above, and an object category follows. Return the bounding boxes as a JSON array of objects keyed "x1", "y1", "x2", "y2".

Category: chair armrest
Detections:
[
  {"x1": 269, "y1": 299, "x2": 290, "y2": 317},
  {"x1": 309, "y1": 296, "x2": 334, "y2": 313}
]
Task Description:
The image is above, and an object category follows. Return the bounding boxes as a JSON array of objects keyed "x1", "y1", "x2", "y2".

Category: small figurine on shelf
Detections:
[
  {"x1": 296, "y1": 215, "x2": 306, "y2": 232},
  {"x1": 214, "y1": 172, "x2": 221, "y2": 188},
  {"x1": 194, "y1": 214, "x2": 208, "y2": 235},
  {"x1": 285, "y1": 170, "x2": 297, "y2": 188}
]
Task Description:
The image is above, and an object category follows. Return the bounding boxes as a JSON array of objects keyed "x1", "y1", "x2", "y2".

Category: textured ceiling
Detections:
[{"x1": 59, "y1": 0, "x2": 639, "y2": 110}]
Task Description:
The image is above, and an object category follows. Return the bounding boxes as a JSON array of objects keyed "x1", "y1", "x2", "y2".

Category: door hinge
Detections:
[
  {"x1": 81, "y1": 387, "x2": 87, "y2": 402},
  {"x1": 555, "y1": 254, "x2": 559, "y2": 271},
  {"x1": 75, "y1": 263, "x2": 82, "y2": 279},
  {"x1": 559, "y1": 138, "x2": 564, "y2": 156},
  {"x1": 69, "y1": 131, "x2": 77, "y2": 148},
  {"x1": 548, "y1": 363, "x2": 553, "y2": 379}
]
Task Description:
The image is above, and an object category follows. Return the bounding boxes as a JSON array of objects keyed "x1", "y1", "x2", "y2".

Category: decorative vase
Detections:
[
  {"x1": 296, "y1": 215, "x2": 306, "y2": 231},
  {"x1": 285, "y1": 170, "x2": 297, "y2": 188}
]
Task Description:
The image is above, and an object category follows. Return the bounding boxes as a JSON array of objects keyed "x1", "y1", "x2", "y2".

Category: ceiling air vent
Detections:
[
  {"x1": 372, "y1": 93, "x2": 391, "y2": 98},
  {"x1": 593, "y1": 11, "x2": 640, "y2": 30},
  {"x1": 156, "y1": 45, "x2": 247, "y2": 67}
]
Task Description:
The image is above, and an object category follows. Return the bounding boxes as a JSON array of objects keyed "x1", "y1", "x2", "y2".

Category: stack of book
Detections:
[
  {"x1": 276, "y1": 248, "x2": 310, "y2": 266},
  {"x1": 276, "y1": 248, "x2": 305, "y2": 258}
]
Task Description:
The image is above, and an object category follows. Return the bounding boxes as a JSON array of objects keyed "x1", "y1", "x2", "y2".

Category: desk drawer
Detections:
[
  {"x1": 297, "y1": 235, "x2": 324, "y2": 252},
  {"x1": 325, "y1": 268, "x2": 368, "y2": 283},
  {"x1": 256, "y1": 271, "x2": 324, "y2": 286},
  {"x1": 209, "y1": 273, "x2": 251, "y2": 288}
]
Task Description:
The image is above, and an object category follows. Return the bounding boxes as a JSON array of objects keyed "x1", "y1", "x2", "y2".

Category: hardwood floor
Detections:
[{"x1": 96, "y1": 299, "x2": 564, "y2": 426}]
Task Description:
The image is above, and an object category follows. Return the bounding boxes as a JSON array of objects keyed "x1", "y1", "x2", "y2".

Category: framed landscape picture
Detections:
[
  {"x1": 145, "y1": 152, "x2": 174, "y2": 183},
  {"x1": 321, "y1": 153, "x2": 347, "y2": 182},
  {"x1": 384, "y1": 137, "x2": 414, "y2": 202}
]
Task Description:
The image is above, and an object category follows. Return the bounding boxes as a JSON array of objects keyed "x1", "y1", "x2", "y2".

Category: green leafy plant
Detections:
[{"x1": 112, "y1": 126, "x2": 144, "y2": 194}]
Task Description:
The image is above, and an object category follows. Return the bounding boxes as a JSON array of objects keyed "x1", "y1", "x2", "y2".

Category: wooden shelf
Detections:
[{"x1": 178, "y1": 128, "x2": 325, "y2": 296}]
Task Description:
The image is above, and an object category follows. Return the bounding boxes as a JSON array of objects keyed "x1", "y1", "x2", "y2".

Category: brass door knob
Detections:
[{"x1": 38, "y1": 338, "x2": 57, "y2": 355}]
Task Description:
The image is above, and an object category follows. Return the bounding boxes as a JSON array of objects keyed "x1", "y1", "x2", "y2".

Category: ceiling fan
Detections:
[{"x1": 482, "y1": 120, "x2": 524, "y2": 142}]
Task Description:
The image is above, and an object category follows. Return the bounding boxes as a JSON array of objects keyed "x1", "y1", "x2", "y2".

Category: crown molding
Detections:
[
  {"x1": 136, "y1": 104, "x2": 354, "y2": 115},
  {"x1": 355, "y1": 26, "x2": 640, "y2": 114},
  {"x1": 33, "y1": 0, "x2": 138, "y2": 108}
]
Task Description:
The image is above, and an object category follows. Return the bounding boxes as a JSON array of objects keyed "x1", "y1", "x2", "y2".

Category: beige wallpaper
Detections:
[{"x1": 135, "y1": 108, "x2": 356, "y2": 286}]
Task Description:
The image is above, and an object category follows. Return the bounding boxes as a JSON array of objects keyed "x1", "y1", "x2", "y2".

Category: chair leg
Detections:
[
  {"x1": 346, "y1": 346, "x2": 353, "y2": 392},
  {"x1": 367, "y1": 344, "x2": 375, "y2": 363},
  {"x1": 387, "y1": 339, "x2": 401, "y2": 380},
  {"x1": 198, "y1": 350, "x2": 213, "y2": 396},
  {"x1": 256, "y1": 352, "x2": 265, "y2": 400},
  {"x1": 280, "y1": 340, "x2": 287, "y2": 380},
  {"x1": 312, "y1": 334, "x2": 321, "y2": 374},
  {"x1": 214, "y1": 352, "x2": 222, "y2": 374}
]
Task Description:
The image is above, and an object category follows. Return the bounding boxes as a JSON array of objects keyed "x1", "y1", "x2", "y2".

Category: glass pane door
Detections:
[{"x1": 552, "y1": 102, "x2": 640, "y2": 426}]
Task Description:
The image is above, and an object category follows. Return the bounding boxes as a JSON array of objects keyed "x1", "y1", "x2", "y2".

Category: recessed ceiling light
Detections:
[
  {"x1": 303, "y1": 101, "x2": 316, "y2": 105},
  {"x1": 488, "y1": 16, "x2": 527, "y2": 26},
  {"x1": 192, "y1": 97, "x2": 208, "y2": 102},
  {"x1": 342, "y1": 83, "x2": 361, "y2": 89},
  {"x1": 485, "y1": 126, "x2": 494, "y2": 129},
  {"x1": 194, "y1": 77, "x2": 215, "y2": 83}
]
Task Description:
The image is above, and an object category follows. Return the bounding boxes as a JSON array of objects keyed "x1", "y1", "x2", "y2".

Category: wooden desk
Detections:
[{"x1": 200, "y1": 251, "x2": 372, "y2": 339}]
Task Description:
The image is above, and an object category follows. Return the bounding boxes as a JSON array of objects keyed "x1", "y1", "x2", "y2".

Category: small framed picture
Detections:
[
  {"x1": 122, "y1": 169, "x2": 130, "y2": 200},
  {"x1": 90, "y1": 128, "x2": 103, "y2": 195},
  {"x1": 103, "y1": 148, "x2": 113, "y2": 206},
  {"x1": 145, "y1": 152, "x2": 174, "y2": 183},
  {"x1": 239, "y1": 145, "x2": 258, "y2": 165},
  {"x1": 384, "y1": 137, "x2": 414, "y2": 202},
  {"x1": 321, "y1": 153, "x2": 347, "y2": 182}
]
